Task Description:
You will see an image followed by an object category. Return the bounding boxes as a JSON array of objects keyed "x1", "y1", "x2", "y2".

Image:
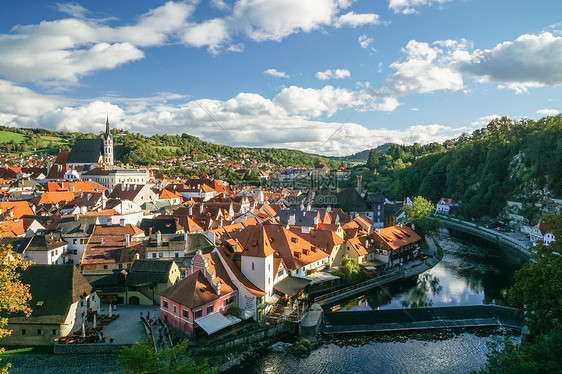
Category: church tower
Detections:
[{"x1": 103, "y1": 116, "x2": 114, "y2": 166}]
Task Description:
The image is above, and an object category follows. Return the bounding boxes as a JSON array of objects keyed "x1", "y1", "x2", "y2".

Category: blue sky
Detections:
[{"x1": 1, "y1": 0, "x2": 561, "y2": 156}]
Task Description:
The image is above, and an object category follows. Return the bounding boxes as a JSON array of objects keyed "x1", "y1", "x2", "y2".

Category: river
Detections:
[{"x1": 229, "y1": 230, "x2": 528, "y2": 374}]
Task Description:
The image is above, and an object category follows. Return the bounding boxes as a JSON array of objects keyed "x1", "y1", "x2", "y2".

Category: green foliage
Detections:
[
  {"x1": 508, "y1": 215, "x2": 562, "y2": 337},
  {"x1": 226, "y1": 304, "x2": 241, "y2": 319},
  {"x1": 118, "y1": 341, "x2": 216, "y2": 374},
  {"x1": 477, "y1": 214, "x2": 562, "y2": 373},
  {"x1": 335, "y1": 255, "x2": 361, "y2": 283},
  {"x1": 403, "y1": 196, "x2": 439, "y2": 234},
  {"x1": 475, "y1": 333, "x2": 562, "y2": 374}
]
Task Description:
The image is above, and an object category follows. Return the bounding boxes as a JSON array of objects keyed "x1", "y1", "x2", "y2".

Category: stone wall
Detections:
[
  {"x1": 196, "y1": 322, "x2": 290, "y2": 352},
  {"x1": 54, "y1": 342, "x2": 129, "y2": 354}
]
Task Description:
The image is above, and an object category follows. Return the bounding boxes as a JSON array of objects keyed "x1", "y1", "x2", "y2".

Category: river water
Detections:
[{"x1": 229, "y1": 230, "x2": 528, "y2": 374}]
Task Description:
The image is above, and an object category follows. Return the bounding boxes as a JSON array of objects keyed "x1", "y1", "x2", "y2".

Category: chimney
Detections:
[
  {"x1": 188, "y1": 204, "x2": 193, "y2": 216},
  {"x1": 156, "y1": 230, "x2": 162, "y2": 247},
  {"x1": 125, "y1": 234, "x2": 130, "y2": 247},
  {"x1": 120, "y1": 218, "x2": 125, "y2": 227},
  {"x1": 199, "y1": 204, "x2": 203, "y2": 214},
  {"x1": 356, "y1": 175, "x2": 362, "y2": 194}
]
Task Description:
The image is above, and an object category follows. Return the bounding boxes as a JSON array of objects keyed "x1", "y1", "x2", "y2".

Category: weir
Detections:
[{"x1": 323, "y1": 305, "x2": 522, "y2": 334}]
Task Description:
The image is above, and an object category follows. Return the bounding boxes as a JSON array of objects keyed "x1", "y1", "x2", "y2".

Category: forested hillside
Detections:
[
  {"x1": 347, "y1": 115, "x2": 562, "y2": 221},
  {"x1": 0, "y1": 126, "x2": 340, "y2": 168}
]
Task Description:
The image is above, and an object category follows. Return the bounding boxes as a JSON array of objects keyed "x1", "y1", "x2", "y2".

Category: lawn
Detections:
[{"x1": 0, "y1": 131, "x2": 28, "y2": 143}]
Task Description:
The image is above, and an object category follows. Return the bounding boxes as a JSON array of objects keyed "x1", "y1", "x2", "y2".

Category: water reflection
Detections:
[{"x1": 334, "y1": 231, "x2": 527, "y2": 311}]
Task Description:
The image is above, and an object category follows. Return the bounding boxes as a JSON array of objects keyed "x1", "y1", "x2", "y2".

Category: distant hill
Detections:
[
  {"x1": 0, "y1": 126, "x2": 343, "y2": 169},
  {"x1": 335, "y1": 143, "x2": 394, "y2": 162}
]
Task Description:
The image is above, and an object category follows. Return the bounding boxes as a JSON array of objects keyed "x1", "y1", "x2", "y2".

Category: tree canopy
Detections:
[
  {"x1": 476, "y1": 214, "x2": 562, "y2": 373},
  {"x1": 118, "y1": 340, "x2": 216, "y2": 374},
  {"x1": 0, "y1": 245, "x2": 33, "y2": 374}
]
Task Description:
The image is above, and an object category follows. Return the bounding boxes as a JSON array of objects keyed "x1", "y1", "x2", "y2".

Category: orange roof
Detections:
[
  {"x1": 0, "y1": 201, "x2": 34, "y2": 219},
  {"x1": 185, "y1": 216, "x2": 204, "y2": 233},
  {"x1": 233, "y1": 225, "x2": 275, "y2": 258},
  {"x1": 159, "y1": 189, "x2": 182, "y2": 200},
  {"x1": 347, "y1": 236, "x2": 368, "y2": 256},
  {"x1": 33, "y1": 191, "x2": 75, "y2": 206},
  {"x1": 200, "y1": 184, "x2": 215, "y2": 193},
  {"x1": 0, "y1": 219, "x2": 25, "y2": 237},
  {"x1": 371, "y1": 225, "x2": 422, "y2": 250}
]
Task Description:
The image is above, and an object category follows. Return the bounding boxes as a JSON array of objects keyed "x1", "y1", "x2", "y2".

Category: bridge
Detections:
[
  {"x1": 433, "y1": 214, "x2": 533, "y2": 258},
  {"x1": 323, "y1": 305, "x2": 522, "y2": 334}
]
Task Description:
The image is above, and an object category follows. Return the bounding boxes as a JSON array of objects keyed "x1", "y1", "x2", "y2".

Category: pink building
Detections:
[{"x1": 159, "y1": 251, "x2": 238, "y2": 337}]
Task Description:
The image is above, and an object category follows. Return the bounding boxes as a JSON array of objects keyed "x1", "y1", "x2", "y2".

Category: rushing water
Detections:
[{"x1": 230, "y1": 230, "x2": 528, "y2": 374}]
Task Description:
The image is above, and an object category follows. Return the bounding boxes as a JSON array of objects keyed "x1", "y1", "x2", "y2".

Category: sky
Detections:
[{"x1": 1, "y1": 0, "x2": 561, "y2": 156}]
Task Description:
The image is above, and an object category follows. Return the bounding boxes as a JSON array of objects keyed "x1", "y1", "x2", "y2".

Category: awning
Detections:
[
  {"x1": 195, "y1": 312, "x2": 241, "y2": 335},
  {"x1": 274, "y1": 276, "x2": 311, "y2": 297},
  {"x1": 266, "y1": 294, "x2": 280, "y2": 305}
]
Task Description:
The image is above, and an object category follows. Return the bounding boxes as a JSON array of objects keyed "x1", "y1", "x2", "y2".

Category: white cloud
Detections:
[
  {"x1": 233, "y1": 0, "x2": 355, "y2": 42},
  {"x1": 471, "y1": 114, "x2": 501, "y2": 127},
  {"x1": 55, "y1": 2, "x2": 89, "y2": 18},
  {"x1": 385, "y1": 40, "x2": 464, "y2": 95},
  {"x1": 264, "y1": 69, "x2": 289, "y2": 78},
  {"x1": 455, "y1": 33, "x2": 562, "y2": 93},
  {"x1": 335, "y1": 12, "x2": 380, "y2": 28},
  {"x1": 536, "y1": 108, "x2": 560, "y2": 116},
  {"x1": 316, "y1": 69, "x2": 351, "y2": 80},
  {"x1": 0, "y1": 2, "x2": 194, "y2": 85},
  {"x1": 389, "y1": 0, "x2": 452, "y2": 15},
  {"x1": 358, "y1": 35, "x2": 373, "y2": 49},
  {"x1": 0, "y1": 80, "x2": 67, "y2": 117},
  {"x1": 181, "y1": 18, "x2": 231, "y2": 55}
]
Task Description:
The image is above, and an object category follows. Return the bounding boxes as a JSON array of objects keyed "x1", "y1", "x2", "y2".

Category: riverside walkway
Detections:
[
  {"x1": 323, "y1": 305, "x2": 521, "y2": 334},
  {"x1": 314, "y1": 256, "x2": 440, "y2": 307},
  {"x1": 433, "y1": 214, "x2": 533, "y2": 258}
]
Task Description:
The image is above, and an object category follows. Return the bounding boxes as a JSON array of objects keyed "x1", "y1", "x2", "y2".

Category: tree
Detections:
[
  {"x1": 335, "y1": 255, "x2": 361, "y2": 283},
  {"x1": 476, "y1": 214, "x2": 562, "y2": 373},
  {"x1": 508, "y1": 215, "x2": 562, "y2": 337},
  {"x1": 119, "y1": 340, "x2": 216, "y2": 374},
  {"x1": 0, "y1": 245, "x2": 33, "y2": 374},
  {"x1": 402, "y1": 196, "x2": 439, "y2": 234}
]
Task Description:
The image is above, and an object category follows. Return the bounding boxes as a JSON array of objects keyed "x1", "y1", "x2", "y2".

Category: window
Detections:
[
  {"x1": 74, "y1": 239, "x2": 78, "y2": 244},
  {"x1": 207, "y1": 305, "x2": 214, "y2": 314},
  {"x1": 103, "y1": 265, "x2": 108, "y2": 269},
  {"x1": 163, "y1": 300, "x2": 168, "y2": 309},
  {"x1": 80, "y1": 239, "x2": 87, "y2": 244},
  {"x1": 118, "y1": 264, "x2": 123, "y2": 269},
  {"x1": 152, "y1": 253, "x2": 157, "y2": 258},
  {"x1": 173, "y1": 305, "x2": 177, "y2": 314},
  {"x1": 52, "y1": 329, "x2": 57, "y2": 335},
  {"x1": 195, "y1": 310, "x2": 202, "y2": 318},
  {"x1": 183, "y1": 309, "x2": 188, "y2": 318},
  {"x1": 21, "y1": 329, "x2": 26, "y2": 335},
  {"x1": 175, "y1": 253, "x2": 179, "y2": 258},
  {"x1": 159, "y1": 253, "x2": 163, "y2": 258},
  {"x1": 37, "y1": 329, "x2": 42, "y2": 335},
  {"x1": 251, "y1": 262, "x2": 255, "y2": 271},
  {"x1": 80, "y1": 300, "x2": 84, "y2": 307}
]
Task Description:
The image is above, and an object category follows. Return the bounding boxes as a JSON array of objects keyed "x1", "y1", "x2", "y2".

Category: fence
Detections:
[{"x1": 434, "y1": 214, "x2": 532, "y2": 258}]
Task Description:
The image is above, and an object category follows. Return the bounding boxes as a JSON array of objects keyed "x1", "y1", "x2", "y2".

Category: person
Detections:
[
  {"x1": 146, "y1": 311, "x2": 150, "y2": 320},
  {"x1": 102, "y1": 336, "x2": 106, "y2": 343},
  {"x1": 109, "y1": 337, "x2": 114, "y2": 343}
]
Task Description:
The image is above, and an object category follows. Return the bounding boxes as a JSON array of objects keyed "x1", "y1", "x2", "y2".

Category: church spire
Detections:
[{"x1": 104, "y1": 116, "x2": 111, "y2": 140}]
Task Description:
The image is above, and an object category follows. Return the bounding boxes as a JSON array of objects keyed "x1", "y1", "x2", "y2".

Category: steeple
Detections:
[
  {"x1": 103, "y1": 116, "x2": 114, "y2": 166},
  {"x1": 104, "y1": 116, "x2": 111, "y2": 140}
]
